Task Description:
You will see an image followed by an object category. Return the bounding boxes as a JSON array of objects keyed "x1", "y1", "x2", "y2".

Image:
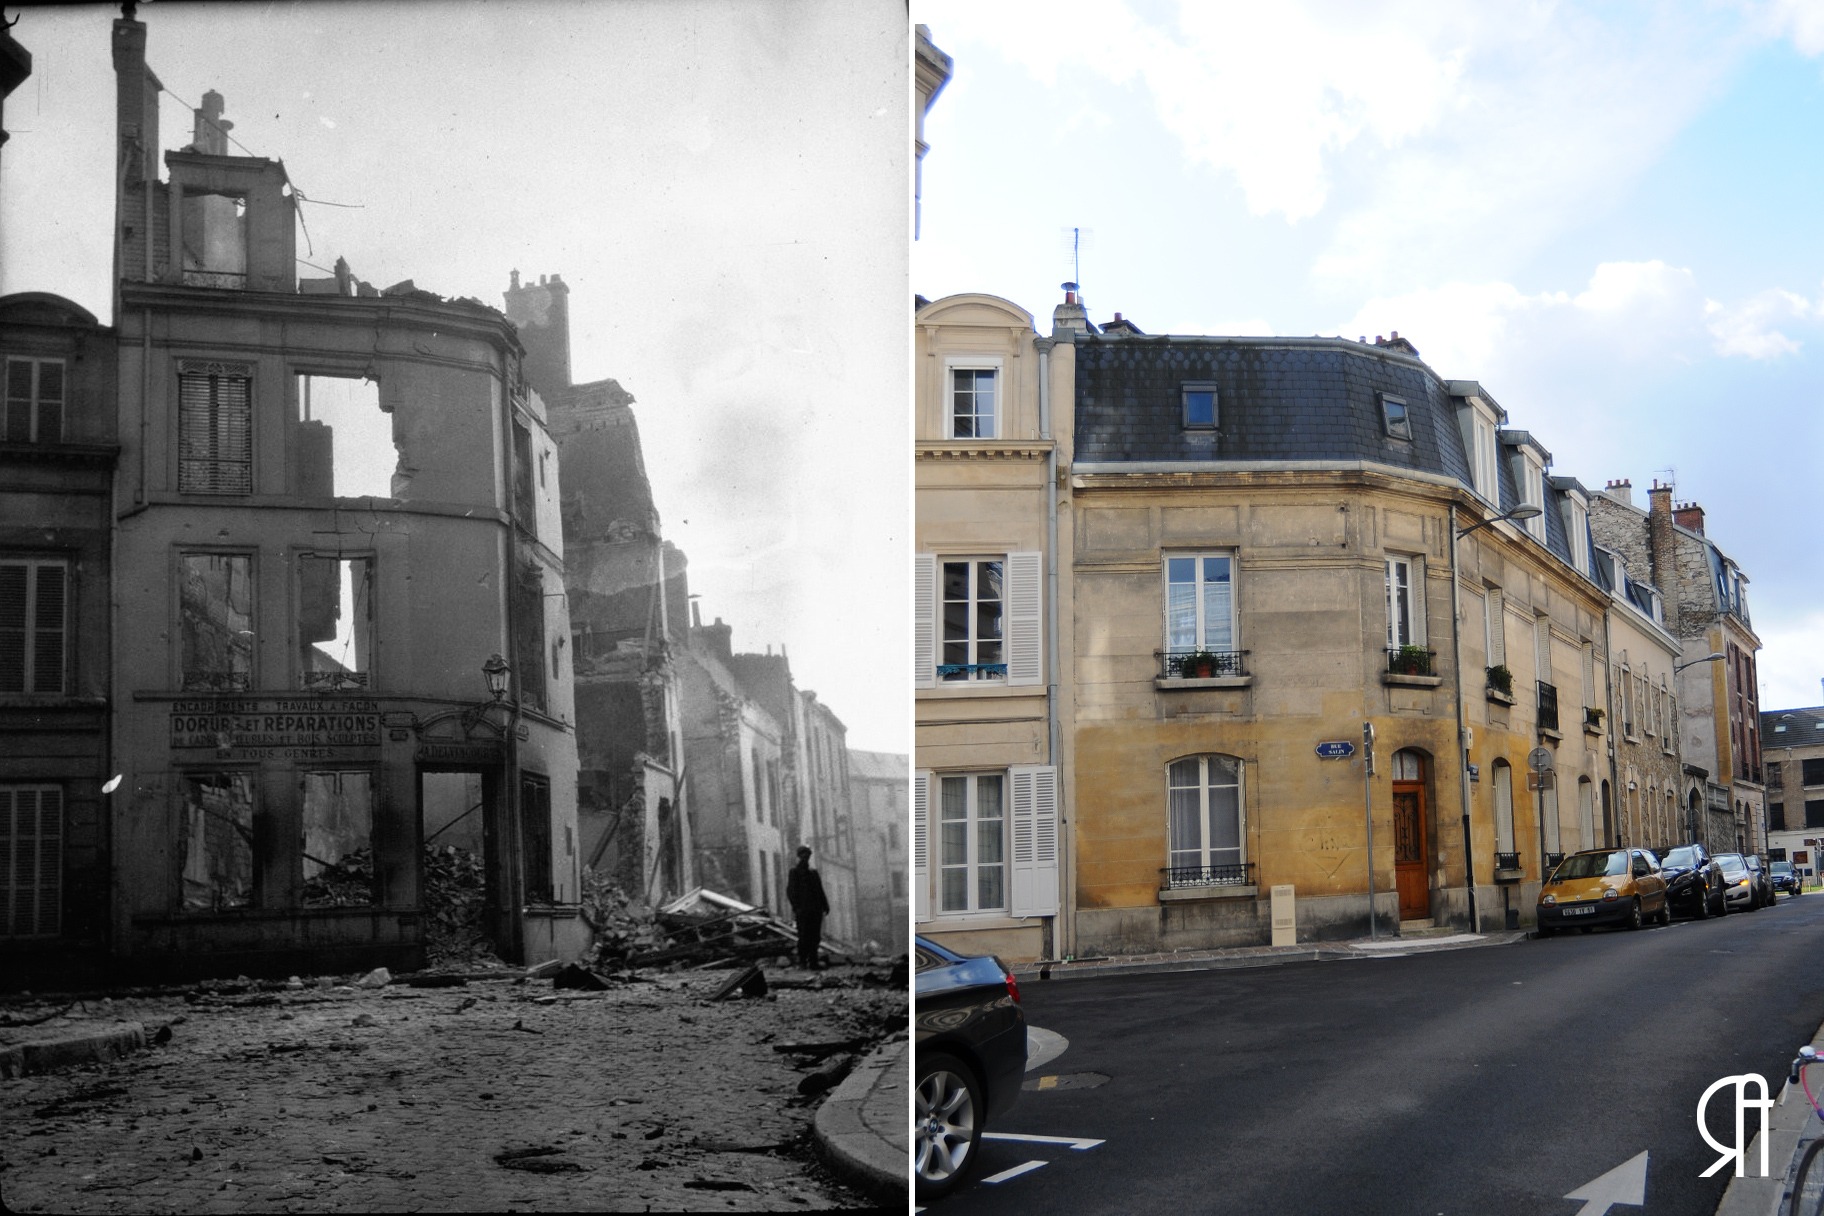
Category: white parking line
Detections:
[
  {"x1": 983, "y1": 1160, "x2": 1049, "y2": 1183},
  {"x1": 983, "y1": 1131, "x2": 1107, "y2": 1150}
]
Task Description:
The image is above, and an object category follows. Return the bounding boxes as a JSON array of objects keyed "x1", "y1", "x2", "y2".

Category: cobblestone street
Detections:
[{"x1": 0, "y1": 967, "x2": 901, "y2": 1212}]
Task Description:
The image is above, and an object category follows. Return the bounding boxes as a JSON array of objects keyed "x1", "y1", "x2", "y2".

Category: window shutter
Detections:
[
  {"x1": 1, "y1": 786, "x2": 61, "y2": 937},
  {"x1": 0, "y1": 563, "x2": 24, "y2": 692},
  {"x1": 1009, "y1": 765, "x2": 1059, "y2": 917},
  {"x1": 178, "y1": 361, "x2": 253, "y2": 494},
  {"x1": 1486, "y1": 589, "x2": 1506, "y2": 667},
  {"x1": 912, "y1": 771, "x2": 930, "y2": 920},
  {"x1": 32, "y1": 563, "x2": 64, "y2": 694},
  {"x1": 914, "y1": 554, "x2": 935, "y2": 690},
  {"x1": 1004, "y1": 551, "x2": 1043, "y2": 686}
]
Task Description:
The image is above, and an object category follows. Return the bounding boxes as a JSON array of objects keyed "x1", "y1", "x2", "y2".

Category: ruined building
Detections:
[
  {"x1": 503, "y1": 272, "x2": 694, "y2": 908},
  {"x1": 6, "y1": 16, "x2": 588, "y2": 984}
]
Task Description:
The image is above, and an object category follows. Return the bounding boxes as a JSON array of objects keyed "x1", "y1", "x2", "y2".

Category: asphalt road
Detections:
[{"x1": 937, "y1": 894, "x2": 1824, "y2": 1216}]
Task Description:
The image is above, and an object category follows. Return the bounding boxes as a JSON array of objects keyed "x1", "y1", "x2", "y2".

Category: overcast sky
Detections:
[
  {"x1": 1, "y1": 0, "x2": 909, "y2": 751},
  {"x1": 913, "y1": 0, "x2": 1824, "y2": 713}
]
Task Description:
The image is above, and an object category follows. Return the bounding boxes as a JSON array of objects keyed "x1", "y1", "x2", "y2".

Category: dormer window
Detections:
[
  {"x1": 4, "y1": 358, "x2": 64, "y2": 444},
  {"x1": 1380, "y1": 393, "x2": 1411, "y2": 441},
  {"x1": 1182, "y1": 382, "x2": 1218, "y2": 430},
  {"x1": 944, "y1": 356, "x2": 1002, "y2": 440}
]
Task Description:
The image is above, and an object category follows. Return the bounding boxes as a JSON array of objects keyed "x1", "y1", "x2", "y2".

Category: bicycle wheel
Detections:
[{"x1": 1791, "y1": 1135, "x2": 1824, "y2": 1216}]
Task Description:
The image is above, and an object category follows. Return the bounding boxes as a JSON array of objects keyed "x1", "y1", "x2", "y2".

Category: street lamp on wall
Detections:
[
  {"x1": 1455, "y1": 502, "x2": 1542, "y2": 539},
  {"x1": 483, "y1": 653, "x2": 511, "y2": 701},
  {"x1": 1674, "y1": 651, "x2": 1725, "y2": 674}
]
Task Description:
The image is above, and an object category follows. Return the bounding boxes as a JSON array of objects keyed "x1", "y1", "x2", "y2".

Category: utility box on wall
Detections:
[{"x1": 1270, "y1": 884, "x2": 1296, "y2": 947}]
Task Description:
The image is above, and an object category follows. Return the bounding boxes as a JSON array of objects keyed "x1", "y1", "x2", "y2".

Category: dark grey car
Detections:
[
  {"x1": 915, "y1": 936, "x2": 1027, "y2": 1200},
  {"x1": 1660, "y1": 843, "x2": 1727, "y2": 918}
]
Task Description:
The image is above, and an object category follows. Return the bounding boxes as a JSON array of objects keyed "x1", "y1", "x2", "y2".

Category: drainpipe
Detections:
[
  {"x1": 1448, "y1": 502, "x2": 1480, "y2": 933},
  {"x1": 498, "y1": 343, "x2": 526, "y2": 962},
  {"x1": 1602, "y1": 608, "x2": 1619, "y2": 848},
  {"x1": 1036, "y1": 336, "x2": 1069, "y2": 961}
]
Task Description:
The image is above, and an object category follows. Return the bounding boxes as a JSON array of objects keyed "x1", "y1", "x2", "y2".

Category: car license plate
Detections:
[{"x1": 1563, "y1": 906, "x2": 1595, "y2": 916}]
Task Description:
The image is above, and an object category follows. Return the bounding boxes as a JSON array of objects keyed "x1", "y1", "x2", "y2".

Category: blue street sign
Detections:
[{"x1": 1315, "y1": 741, "x2": 1356, "y2": 759}]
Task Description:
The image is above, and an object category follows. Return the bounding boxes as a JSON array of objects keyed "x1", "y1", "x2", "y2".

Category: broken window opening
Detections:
[
  {"x1": 180, "y1": 553, "x2": 254, "y2": 692},
  {"x1": 181, "y1": 191, "x2": 249, "y2": 289},
  {"x1": 298, "y1": 554, "x2": 373, "y2": 690},
  {"x1": 294, "y1": 374, "x2": 392, "y2": 499},
  {"x1": 302, "y1": 770, "x2": 376, "y2": 907},
  {"x1": 181, "y1": 773, "x2": 256, "y2": 911},
  {"x1": 521, "y1": 774, "x2": 553, "y2": 904},
  {"x1": 421, "y1": 771, "x2": 497, "y2": 961}
]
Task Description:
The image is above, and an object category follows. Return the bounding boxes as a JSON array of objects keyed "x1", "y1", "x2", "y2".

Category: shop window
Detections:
[
  {"x1": 180, "y1": 553, "x2": 254, "y2": 692},
  {"x1": 181, "y1": 773, "x2": 256, "y2": 910},
  {"x1": 301, "y1": 771, "x2": 375, "y2": 907}
]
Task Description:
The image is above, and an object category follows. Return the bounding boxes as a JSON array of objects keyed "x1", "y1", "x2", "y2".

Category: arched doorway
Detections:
[{"x1": 1392, "y1": 749, "x2": 1431, "y2": 921}]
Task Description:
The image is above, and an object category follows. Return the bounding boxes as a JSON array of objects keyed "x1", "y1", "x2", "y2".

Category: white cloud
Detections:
[
  {"x1": 1706, "y1": 287, "x2": 1819, "y2": 359},
  {"x1": 1735, "y1": 0, "x2": 1824, "y2": 55},
  {"x1": 1756, "y1": 612, "x2": 1824, "y2": 710}
]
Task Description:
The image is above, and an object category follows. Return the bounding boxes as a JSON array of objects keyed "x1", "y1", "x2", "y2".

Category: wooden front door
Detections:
[{"x1": 1393, "y1": 782, "x2": 1431, "y2": 920}]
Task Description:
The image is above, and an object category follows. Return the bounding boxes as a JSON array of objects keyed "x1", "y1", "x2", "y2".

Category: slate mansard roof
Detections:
[{"x1": 1071, "y1": 331, "x2": 1597, "y2": 579}]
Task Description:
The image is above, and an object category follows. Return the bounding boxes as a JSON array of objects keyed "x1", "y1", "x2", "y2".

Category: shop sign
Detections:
[{"x1": 170, "y1": 698, "x2": 381, "y2": 757}]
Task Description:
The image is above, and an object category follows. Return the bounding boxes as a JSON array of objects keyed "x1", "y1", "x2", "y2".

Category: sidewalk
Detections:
[
  {"x1": 1716, "y1": 1022, "x2": 1824, "y2": 1216},
  {"x1": 812, "y1": 1032, "x2": 907, "y2": 1203},
  {"x1": 1010, "y1": 927, "x2": 1530, "y2": 983}
]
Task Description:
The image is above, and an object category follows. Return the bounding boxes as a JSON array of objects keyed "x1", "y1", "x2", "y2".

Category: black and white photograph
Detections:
[{"x1": 0, "y1": 1, "x2": 909, "y2": 1209}]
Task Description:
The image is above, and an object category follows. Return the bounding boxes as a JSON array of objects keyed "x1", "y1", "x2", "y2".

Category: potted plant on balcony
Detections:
[
  {"x1": 1486, "y1": 663, "x2": 1515, "y2": 697},
  {"x1": 1179, "y1": 650, "x2": 1221, "y2": 679},
  {"x1": 1584, "y1": 706, "x2": 1605, "y2": 730},
  {"x1": 1390, "y1": 644, "x2": 1431, "y2": 676}
]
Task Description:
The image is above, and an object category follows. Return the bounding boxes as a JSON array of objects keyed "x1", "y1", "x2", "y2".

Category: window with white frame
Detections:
[
  {"x1": 1, "y1": 784, "x2": 61, "y2": 936},
  {"x1": 1464, "y1": 403, "x2": 1499, "y2": 502},
  {"x1": 1493, "y1": 759, "x2": 1516, "y2": 861},
  {"x1": 916, "y1": 552, "x2": 1042, "y2": 688},
  {"x1": 937, "y1": 772, "x2": 1006, "y2": 913},
  {"x1": 1563, "y1": 493, "x2": 1591, "y2": 575},
  {"x1": 1167, "y1": 755, "x2": 1244, "y2": 882},
  {"x1": 0, "y1": 558, "x2": 67, "y2": 694},
  {"x1": 1164, "y1": 553, "x2": 1236, "y2": 671},
  {"x1": 1542, "y1": 782, "x2": 1561, "y2": 859},
  {"x1": 1386, "y1": 556, "x2": 1425, "y2": 650},
  {"x1": 913, "y1": 767, "x2": 1059, "y2": 922},
  {"x1": 1484, "y1": 586, "x2": 1506, "y2": 669},
  {"x1": 1578, "y1": 778, "x2": 1596, "y2": 852},
  {"x1": 1520, "y1": 458, "x2": 1546, "y2": 541},
  {"x1": 1380, "y1": 393, "x2": 1411, "y2": 441},
  {"x1": 178, "y1": 360, "x2": 253, "y2": 494},
  {"x1": 1182, "y1": 382, "x2": 1218, "y2": 430},
  {"x1": 946, "y1": 361, "x2": 999, "y2": 440},
  {"x1": 4, "y1": 357, "x2": 65, "y2": 444}
]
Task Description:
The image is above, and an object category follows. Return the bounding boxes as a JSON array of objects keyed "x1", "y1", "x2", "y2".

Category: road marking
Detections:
[
  {"x1": 983, "y1": 1160, "x2": 1049, "y2": 1183},
  {"x1": 1564, "y1": 1150, "x2": 1648, "y2": 1216},
  {"x1": 983, "y1": 1131, "x2": 1107, "y2": 1150}
]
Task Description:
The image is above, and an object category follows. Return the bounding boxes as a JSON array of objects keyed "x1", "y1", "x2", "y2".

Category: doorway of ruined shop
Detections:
[{"x1": 418, "y1": 768, "x2": 506, "y2": 964}]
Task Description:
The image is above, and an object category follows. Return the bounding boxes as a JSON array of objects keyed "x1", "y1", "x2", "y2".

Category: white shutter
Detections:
[
  {"x1": 914, "y1": 554, "x2": 936, "y2": 690},
  {"x1": 1485, "y1": 589, "x2": 1506, "y2": 667},
  {"x1": 912, "y1": 771, "x2": 930, "y2": 920},
  {"x1": 1009, "y1": 765, "x2": 1059, "y2": 917},
  {"x1": 1004, "y1": 551, "x2": 1043, "y2": 687}
]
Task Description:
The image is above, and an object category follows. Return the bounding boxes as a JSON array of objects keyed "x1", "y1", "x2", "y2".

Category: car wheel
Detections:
[
  {"x1": 1655, "y1": 899, "x2": 1671, "y2": 926},
  {"x1": 1694, "y1": 890, "x2": 1709, "y2": 920},
  {"x1": 916, "y1": 1051, "x2": 984, "y2": 1199},
  {"x1": 1626, "y1": 898, "x2": 1643, "y2": 931}
]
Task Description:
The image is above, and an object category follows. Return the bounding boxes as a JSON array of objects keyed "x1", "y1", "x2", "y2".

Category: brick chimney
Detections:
[
  {"x1": 1604, "y1": 478, "x2": 1632, "y2": 507},
  {"x1": 1052, "y1": 282, "x2": 1091, "y2": 337},
  {"x1": 1673, "y1": 500, "x2": 1705, "y2": 535},
  {"x1": 1647, "y1": 481, "x2": 1679, "y2": 633}
]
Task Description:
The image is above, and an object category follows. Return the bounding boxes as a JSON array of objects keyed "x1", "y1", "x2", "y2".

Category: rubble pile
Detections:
[
  {"x1": 421, "y1": 845, "x2": 493, "y2": 964},
  {"x1": 578, "y1": 869, "x2": 667, "y2": 968},
  {"x1": 301, "y1": 847, "x2": 374, "y2": 908}
]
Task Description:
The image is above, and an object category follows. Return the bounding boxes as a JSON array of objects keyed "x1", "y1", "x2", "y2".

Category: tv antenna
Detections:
[{"x1": 1061, "y1": 227, "x2": 1093, "y2": 296}]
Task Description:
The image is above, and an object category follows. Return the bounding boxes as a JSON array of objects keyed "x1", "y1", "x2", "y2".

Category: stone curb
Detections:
[
  {"x1": 812, "y1": 1033, "x2": 907, "y2": 1203},
  {"x1": 1009, "y1": 930, "x2": 1528, "y2": 983},
  {"x1": 1715, "y1": 1022, "x2": 1824, "y2": 1216},
  {"x1": 0, "y1": 1022, "x2": 148, "y2": 1079}
]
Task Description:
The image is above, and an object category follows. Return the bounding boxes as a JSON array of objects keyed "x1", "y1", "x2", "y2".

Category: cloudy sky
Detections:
[
  {"x1": 1, "y1": 0, "x2": 908, "y2": 751},
  {"x1": 913, "y1": 0, "x2": 1824, "y2": 713}
]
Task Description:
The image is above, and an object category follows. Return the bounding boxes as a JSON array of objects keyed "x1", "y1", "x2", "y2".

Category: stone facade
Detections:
[{"x1": 1759, "y1": 706, "x2": 1824, "y2": 877}]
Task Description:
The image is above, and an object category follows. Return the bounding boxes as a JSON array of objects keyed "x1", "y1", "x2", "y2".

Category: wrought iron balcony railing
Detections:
[
  {"x1": 1157, "y1": 649, "x2": 1248, "y2": 680},
  {"x1": 1386, "y1": 646, "x2": 1436, "y2": 676},
  {"x1": 1495, "y1": 851, "x2": 1521, "y2": 871},
  {"x1": 1161, "y1": 862, "x2": 1255, "y2": 889},
  {"x1": 937, "y1": 663, "x2": 1007, "y2": 682},
  {"x1": 1537, "y1": 681, "x2": 1559, "y2": 731}
]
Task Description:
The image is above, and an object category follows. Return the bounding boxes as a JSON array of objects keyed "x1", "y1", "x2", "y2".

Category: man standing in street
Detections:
[{"x1": 786, "y1": 845, "x2": 830, "y2": 969}]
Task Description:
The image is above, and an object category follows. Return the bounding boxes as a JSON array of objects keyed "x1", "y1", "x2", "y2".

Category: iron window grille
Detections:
[
  {"x1": 1158, "y1": 649, "x2": 1248, "y2": 680},
  {"x1": 1161, "y1": 862, "x2": 1254, "y2": 890},
  {"x1": 1537, "y1": 681, "x2": 1560, "y2": 731},
  {"x1": 1495, "y1": 851, "x2": 1521, "y2": 871}
]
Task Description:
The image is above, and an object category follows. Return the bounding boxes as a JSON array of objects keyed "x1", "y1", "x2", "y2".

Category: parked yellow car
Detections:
[{"x1": 1537, "y1": 847, "x2": 1671, "y2": 935}]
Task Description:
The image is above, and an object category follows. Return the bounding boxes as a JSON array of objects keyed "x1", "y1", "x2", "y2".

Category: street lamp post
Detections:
[{"x1": 1448, "y1": 501, "x2": 1543, "y2": 934}]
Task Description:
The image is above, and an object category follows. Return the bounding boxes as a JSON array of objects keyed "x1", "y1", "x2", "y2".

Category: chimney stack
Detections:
[
  {"x1": 1052, "y1": 281, "x2": 1090, "y2": 336},
  {"x1": 1646, "y1": 481, "x2": 1679, "y2": 633},
  {"x1": 1673, "y1": 500, "x2": 1705, "y2": 535},
  {"x1": 1605, "y1": 478, "x2": 1633, "y2": 507}
]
